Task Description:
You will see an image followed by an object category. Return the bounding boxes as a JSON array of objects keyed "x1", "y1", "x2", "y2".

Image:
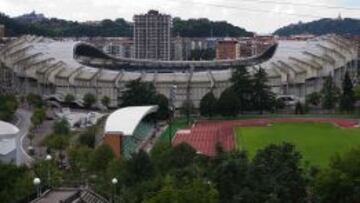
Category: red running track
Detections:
[{"x1": 172, "y1": 118, "x2": 360, "y2": 157}]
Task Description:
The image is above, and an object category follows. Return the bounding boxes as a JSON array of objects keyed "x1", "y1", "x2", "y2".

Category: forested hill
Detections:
[
  {"x1": 274, "y1": 18, "x2": 360, "y2": 36},
  {"x1": 0, "y1": 12, "x2": 253, "y2": 37}
]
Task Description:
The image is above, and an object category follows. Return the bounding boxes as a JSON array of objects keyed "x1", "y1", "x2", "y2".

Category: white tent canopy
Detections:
[
  {"x1": 104, "y1": 106, "x2": 158, "y2": 136},
  {"x1": 0, "y1": 121, "x2": 19, "y2": 136}
]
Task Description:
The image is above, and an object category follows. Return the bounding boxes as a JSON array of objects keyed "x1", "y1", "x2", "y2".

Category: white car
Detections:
[{"x1": 276, "y1": 95, "x2": 301, "y2": 106}]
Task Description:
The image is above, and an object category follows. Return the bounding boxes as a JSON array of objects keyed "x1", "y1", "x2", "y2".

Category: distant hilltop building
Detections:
[
  {"x1": 134, "y1": 10, "x2": 171, "y2": 61},
  {"x1": 15, "y1": 11, "x2": 46, "y2": 24},
  {"x1": 0, "y1": 24, "x2": 4, "y2": 38}
]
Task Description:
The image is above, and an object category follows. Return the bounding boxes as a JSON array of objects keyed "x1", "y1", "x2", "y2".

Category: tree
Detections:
[
  {"x1": 249, "y1": 143, "x2": 307, "y2": 202},
  {"x1": 31, "y1": 108, "x2": 46, "y2": 129},
  {"x1": 83, "y1": 93, "x2": 97, "y2": 109},
  {"x1": 154, "y1": 94, "x2": 170, "y2": 120},
  {"x1": 145, "y1": 176, "x2": 219, "y2": 203},
  {"x1": 231, "y1": 66, "x2": 252, "y2": 112},
  {"x1": 26, "y1": 93, "x2": 44, "y2": 108},
  {"x1": 199, "y1": 91, "x2": 218, "y2": 117},
  {"x1": 101, "y1": 96, "x2": 111, "y2": 108},
  {"x1": 211, "y1": 151, "x2": 249, "y2": 202},
  {"x1": 217, "y1": 88, "x2": 240, "y2": 117},
  {"x1": 0, "y1": 95, "x2": 19, "y2": 121},
  {"x1": 124, "y1": 150, "x2": 155, "y2": 186},
  {"x1": 78, "y1": 126, "x2": 96, "y2": 148},
  {"x1": 251, "y1": 67, "x2": 274, "y2": 113},
  {"x1": 180, "y1": 100, "x2": 195, "y2": 119},
  {"x1": 295, "y1": 102, "x2": 304, "y2": 114},
  {"x1": 53, "y1": 118, "x2": 70, "y2": 135},
  {"x1": 89, "y1": 144, "x2": 115, "y2": 173},
  {"x1": 155, "y1": 143, "x2": 197, "y2": 174},
  {"x1": 306, "y1": 92, "x2": 322, "y2": 106},
  {"x1": 339, "y1": 72, "x2": 355, "y2": 112},
  {"x1": 0, "y1": 163, "x2": 33, "y2": 202},
  {"x1": 120, "y1": 79, "x2": 157, "y2": 107},
  {"x1": 321, "y1": 75, "x2": 340, "y2": 110},
  {"x1": 354, "y1": 85, "x2": 360, "y2": 100},
  {"x1": 315, "y1": 147, "x2": 360, "y2": 202},
  {"x1": 64, "y1": 94, "x2": 75, "y2": 106}
]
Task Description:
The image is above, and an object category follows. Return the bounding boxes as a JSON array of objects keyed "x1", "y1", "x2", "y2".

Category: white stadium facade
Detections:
[{"x1": 0, "y1": 35, "x2": 358, "y2": 108}]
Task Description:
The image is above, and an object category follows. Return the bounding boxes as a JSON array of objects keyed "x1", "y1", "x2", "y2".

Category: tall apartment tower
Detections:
[{"x1": 134, "y1": 10, "x2": 171, "y2": 61}]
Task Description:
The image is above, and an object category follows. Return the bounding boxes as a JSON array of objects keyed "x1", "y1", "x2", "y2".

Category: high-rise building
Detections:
[
  {"x1": 0, "y1": 24, "x2": 5, "y2": 38},
  {"x1": 134, "y1": 10, "x2": 171, "y2": 61},
  {"x1": 216, "y1": 38, "x2": 240, "y2": 60}
]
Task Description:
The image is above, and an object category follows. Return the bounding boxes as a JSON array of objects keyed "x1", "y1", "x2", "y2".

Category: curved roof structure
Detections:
[
  {"x1": 0, "y1": 121, "x2": 19, "y2": 136},
  {"x1": 104, "y1": 106, "x2": 158, "y2": 136}
]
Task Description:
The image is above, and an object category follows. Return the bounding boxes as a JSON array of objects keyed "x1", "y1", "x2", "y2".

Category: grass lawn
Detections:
[{"x1": 235, "y1": 122, "x2": 360, "y2": 168}]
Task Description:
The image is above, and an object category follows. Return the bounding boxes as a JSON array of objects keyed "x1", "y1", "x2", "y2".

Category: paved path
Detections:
[{"x1": 15, "y1": 108, "x2": 33, "y2": 166}]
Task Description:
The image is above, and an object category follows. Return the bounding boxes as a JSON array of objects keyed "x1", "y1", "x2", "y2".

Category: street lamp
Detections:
[
  {"x1": 45, "y1": 154, "x2": 52, "y2": 188},
  {"x1": 111, "y1": 178, "x2": 118, "y2": 203},
  {"x1": 33, "y1": 177, "x2": 41, "y2": 198}
]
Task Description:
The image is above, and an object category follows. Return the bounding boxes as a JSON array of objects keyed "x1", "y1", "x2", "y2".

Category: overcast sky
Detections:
[{"x1": 0, "y1": 0, "x2": 359, "y2": 33}]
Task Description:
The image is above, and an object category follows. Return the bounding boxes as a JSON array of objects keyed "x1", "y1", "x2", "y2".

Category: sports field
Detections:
[{"x1": 235, "y1": 122, "x2": 360, "y2": 168}]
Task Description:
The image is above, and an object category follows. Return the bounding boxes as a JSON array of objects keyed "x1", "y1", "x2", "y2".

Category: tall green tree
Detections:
[
  {"x1": 199, "y1": 91, "x2": 218, "y2": 117},
  {"x1": 315, "y1": 146, "x2": 360, "y2": 202},
  {"x1": 249, "y1": 143, "x2": 307, "y2": 202},
  {"x1": 339, "y1": 72, "x2": 355, "y2": 112},
  {"x1": 251, "y1": 67, "x2": 274, "y2": 113},
  {"x1": 64, "y1": 94, "x2": 75, "y2": 106},
  {"x1": 120, "y1": 79, "x2": 157, "y2": 107},
  {"x1": 217, "y1": 88, "x2": 240, "y2": 117},
  {"x1": 321, "y1": 75, "x2": 340, "y2": 110},
  {"x1": 101, "y1": 96, "x2": 111, "y2": 108},
  {"x1": 154, "y1": 94, "x2": 170, "y2": 120},
  {"x1": 145, "y1": 176, "x2": 219, "y2": 203},
  {"x1": 231, "y1": 66, "x2": 252, "y2": 112},
  {"x1": 83, "y1": 93, "x2": 97, "y2": 108},
  {"x1": 0, "y1": 95, "x2": 19, "y2": 121}
]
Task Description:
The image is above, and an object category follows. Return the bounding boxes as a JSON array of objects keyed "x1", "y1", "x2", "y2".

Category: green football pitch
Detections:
[{"x1": 235, "y1": 122, "x2": 360, "y2": 168}]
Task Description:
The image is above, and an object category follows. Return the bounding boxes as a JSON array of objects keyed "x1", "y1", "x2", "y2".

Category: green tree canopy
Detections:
[
  {"x1": 0, "y1": 95, "x2": 19, "y2": 121},
  {"x1": 339, "y1": 72, "x2": 355, "y2": 112},
  {"x1": 101, "y1": 96, "x2": 111, "y2": 108},
  {"x1": 217, "y1": 87, "x2": 240, "y2": 117},
  {"x1": 306, "y1": 92, "x2": 322, "y2": 106},
  {"x1": 231, "y1": 66, "x2": 253, "y2": 112},
  {"x1": 251, "y1": 67, "x2": 274, "y2": 113},
  {"x1": 120, "y1": 79, "x2": 157, "y2": 107},
  {"x1": 315, "y1": 146, "x2": 360, "y2": 202},
  {"x1": 83, "y1": 93, "x2": 97, "y2": 109},
  {"x1": 53, "y1": 118, "x2": 71, "y2": 135},
  {"x1": 321, "y1": 75, "x2": 340, "y2": 110},
  {"x1": 199, "y1": 91, "x2": 218, "y2": 117},
  {"x1": 64, "y1": 94, "x2": 75, "y2": 106}
]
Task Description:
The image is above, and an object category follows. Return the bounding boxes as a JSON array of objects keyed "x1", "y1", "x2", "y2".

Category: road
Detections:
[{"x1": 15, "y1": 108, "x2": 33, "y2": 166}]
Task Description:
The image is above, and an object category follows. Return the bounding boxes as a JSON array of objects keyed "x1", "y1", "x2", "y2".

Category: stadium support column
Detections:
[
  {"x1": 186, "y1": 66, "x2": 194, "y2": 125},
  {"x1": 168, "y1": 84, "x2": 177, "y2": 147}
]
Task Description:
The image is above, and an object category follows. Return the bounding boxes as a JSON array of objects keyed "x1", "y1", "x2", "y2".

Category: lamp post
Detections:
[
  {"x1": 111, "y1": 178, "x2": 118, "y2": 203},
  {"x1": 33, "y1": 177, "x2": 41, "y2": 198},
  {"x1": 168, "y1": 84, "x2": 177, "y2": 146},
  {"x1": 45, "y1": 154, "x2": 52, "y2": 188}
]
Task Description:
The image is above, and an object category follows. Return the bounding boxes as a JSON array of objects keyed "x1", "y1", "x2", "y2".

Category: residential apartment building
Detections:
[{"x1": 133, "y1": 10, "x2": 171, "y2": 60}]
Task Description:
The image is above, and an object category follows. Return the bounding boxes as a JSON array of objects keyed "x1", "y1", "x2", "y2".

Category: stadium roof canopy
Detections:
[
  {"x1": 0, "y1": 121, "x2": 19, "y2": 136},
  {"x1": 104, "y1": 106, "x2": 158, "y2": 136}
]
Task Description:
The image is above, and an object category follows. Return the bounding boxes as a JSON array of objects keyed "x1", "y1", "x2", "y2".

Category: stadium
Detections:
[{"x1": 0, "y1": 34, "x2": 358, "y2": 108}]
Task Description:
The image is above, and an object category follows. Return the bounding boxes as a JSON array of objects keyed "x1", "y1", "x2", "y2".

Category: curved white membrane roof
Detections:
[{"x1": 104, "y1": 106, "x2": 158, "y2": 136}]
